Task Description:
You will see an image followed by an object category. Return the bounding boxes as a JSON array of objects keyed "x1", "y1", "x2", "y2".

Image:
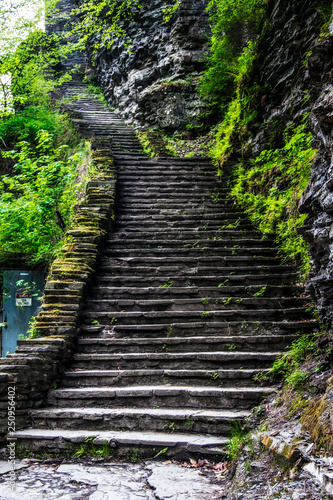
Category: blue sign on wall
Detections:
[{"x1": 1, "y1": 270, "x2": 45, "y2": 357}]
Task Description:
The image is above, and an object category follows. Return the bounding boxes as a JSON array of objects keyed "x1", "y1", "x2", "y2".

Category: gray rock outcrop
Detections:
[{"x1": 86, "y1": 0, "x2": 210, "y2": 130}]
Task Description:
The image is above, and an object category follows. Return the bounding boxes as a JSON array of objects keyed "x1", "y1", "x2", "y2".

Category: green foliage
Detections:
[
  {"x1": 1, "y1": 28, "x2": 74, "y2": 112},
  {"x1": 209, "y1": 42, "x2": 259, "y2": 169},
  {"x1": 269, "y1": 332, "x2": 321, "y2": 385},
  {"x1": 73, "y1": 438, "x2": 112, "y2": 458},
  {"x1": 0, "y1": 110, "x2": 91, "y2": 264},
  {"x1": 159, "y1": 280, "x2": 173, "y2": 288},
  {"x1": 162, "y1": 0, "x2": 180, "y2": 24},
  {"x1": 253, "y1": 286, "x2": 267, "y2": 297},
  {"x1": 68, "y1": 0, "x2": 142, "y2": 58},
  {"x1": 0, "y1": 105, "x2": 71, "y2": 146},
  {"x1": 199, "y1": 0, "x2": 266, "y2": 110},
  {"x1": 230, "y1": 122, "x2": 317, "y2": 273},
  {"x1": 87, "y1": 83, "x2": 108, "y2": 106}
]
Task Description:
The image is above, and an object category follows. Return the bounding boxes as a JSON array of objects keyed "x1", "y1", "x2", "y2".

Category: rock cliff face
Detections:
[
  {"x1": 86, "y1": 0, "x2": 210, "y2": 131},
  {"x1": 242, "y1": 0, "x2": 333, "y2": 324}
]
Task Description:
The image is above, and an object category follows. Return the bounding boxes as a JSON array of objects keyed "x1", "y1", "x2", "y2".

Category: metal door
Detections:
[{"x1": 1, "y1": 270, "x2": 45, "y2": 356}]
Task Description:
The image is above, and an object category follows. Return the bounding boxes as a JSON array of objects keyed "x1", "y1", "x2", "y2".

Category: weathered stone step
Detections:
[
  {"x1": 108, "y1": 228, "x2": 273, "y2": 239},
  {"x1": 76, "y1": 335, "x2": 298, "y2": 354},
  {"x1": 76, "y1": 319, "x2": 319, "y2": 340},
  {"x1": 114, "y1": 155, "x2": 213, "y2": 164},
  {"x1": 61, "y1": 368, "x2": 268, "y2": 389},
  {"x1": 116, "y1": 193, "x2": 229, "y2": 202},
  {"x1": 116, "y1": 200, "x2": 238, "y2": 209},
  {"x1": 104, "y1": 246, "x2": 278, "y2": 259},
  {"x1": 115, "y1": 209, "x2": 244, "y2": 218},
  {"x1": 98, "y1": 263, "x2": 293, "y2": 275},
  {"x1": 117, "y1": 188, "x2": 223, "y2": 196},
  {"x1": 104, "y1": 246, "x2": 277, "y2": 258},
  {"x1": 29, "y1": 407, "x2": 251, "y2": 435},
  {"x1": 47, "y1": 385, "x2": 274, "y2": 409},
  {"x1": 115, "y1": 214, "x2": 250, "y2": 224},
  {"x1": 70, "y1": 351, "x2": 279, "y2": 372},
  {"x1": 113, "y1": 147, "x2": 143, "y2": 153},
  {"x1": 117, "y1": 181, "x2": 221, "y2": 190},
  {"x1": 11, "y1": 429, "x2": 228, "y2": 458},
  {"x1": 107, "y1": 236, "x2": 276, "y2": 247},
  {"x1": 85, "y1": 296, "x2": 306, "y2": 313},
  {"x1": 88, "y1": 284, "x2": 304, "y2": 300},
  {"x1": 82, "y1": 307, "x2": 309, "y2": 325},
  {"x1": 115, "y1": 221, "x2": 253, "y2": 231},
  {"x1": 100, "y1": 255, "x2": 279, "y2": 268},
  {"x1": 117, "y1": 174, "x2": 218, "y2": 183},
  {"x1": 94, "y1": 272, "x2": 298, "y2": 287}
]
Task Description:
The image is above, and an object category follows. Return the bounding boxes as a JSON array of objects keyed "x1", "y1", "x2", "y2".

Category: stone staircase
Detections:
[{"x1": 13, "y1": 87, "x2": 316, "y2": 459}]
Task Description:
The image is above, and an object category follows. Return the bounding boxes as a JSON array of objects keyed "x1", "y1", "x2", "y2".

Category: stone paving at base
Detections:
[
  {"x1": 0, "y1": 458, "x2": 331, "y2": 499},
  {"x1": 0, "y1": 460, "x2": 222, "y2": 500}
]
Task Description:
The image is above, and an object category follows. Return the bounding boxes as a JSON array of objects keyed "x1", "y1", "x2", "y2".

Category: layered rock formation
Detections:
[
  {"x1": 86, "y1": 0, "x2": 210, "y2": 130},
  {"x1": 241, "y1": 0, "x2": 333, "y2": 325}
]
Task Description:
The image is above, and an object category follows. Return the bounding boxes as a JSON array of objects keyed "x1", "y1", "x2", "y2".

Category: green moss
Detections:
[{"x1": 230, "y1": 121, "x2": 317, "y2": 274}]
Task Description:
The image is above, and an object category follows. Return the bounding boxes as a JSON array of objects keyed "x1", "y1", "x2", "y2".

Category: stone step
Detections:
[
  {"x1": 114, "y1": 207, "x2": 241, "y2": 217},
  {"x1": 88, "y1": 285, "x2": 304, "y2": 300},
  {"x1": 116, "y1": 181, "x2": 222, "y2": 190},
  {"x1": 82, "y1": 308, "x2": 309, "y2": 325},
  {"x1": 103, "y1": 248, "x2": 279, "y2": 260},
  {"x1": 75, "y1": 335, "x2": 298, "y2": 354},
  {"x1": 117, "y1": 174, "x2": 218, "y2": 182},
  {"x1": 47, "y1": 384, "x2": 274, "y2": 409},
  {"x1": 117, "y1": 188, "x2": 224, "y2": 196},
  {"x1": 84, "y1": 296, "x2": 306, "y2": 312},
  {"x1": 117, "y1": 201, "x2": 237, "y2": 210},
  {"x1": 11, "y1": 429, "x2": 228, "y2": 458},
  {"x1": 107, "y1": 236, "x2": 276, "y2": 247},
  {"x1": 61, "y1": 368, "x2": 269, "y2": 389},
  {"x1": 115, "y1": 208, "x2": 245, "y2": 216},
  {"x1": 30, "y1": 407, "x2": 251, "y2": 435},
  {"x1": 70, "y1": 351, "x2": 280, "y2": 371},
  {"x1": 115, "y1": 214, "x2": 250, "y2": 224},
  {"x1": 96, "y1": 264, "x2": 295, "y2": 276},
  {"x1": 114, "y1": 155, "x2": 213, "y2": 164},
  {"x1": 93, "y1": 273, "x2": 298, "y2": 287},
  {"x1": 109, "y1": 227, "x2": 271, "y2": 237},
  {"x1": 100, "y1": 246, "x2": 274, "y2": 258},
  {"x1": 116, "y1": 194, "x2": 230, "y2": 203},
  {"x1": 79, "y1": 319, "x2": 318, "y2": 339},
  {"x1": 115, "y1": 222, "x2": 254, "y2": 231}
]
